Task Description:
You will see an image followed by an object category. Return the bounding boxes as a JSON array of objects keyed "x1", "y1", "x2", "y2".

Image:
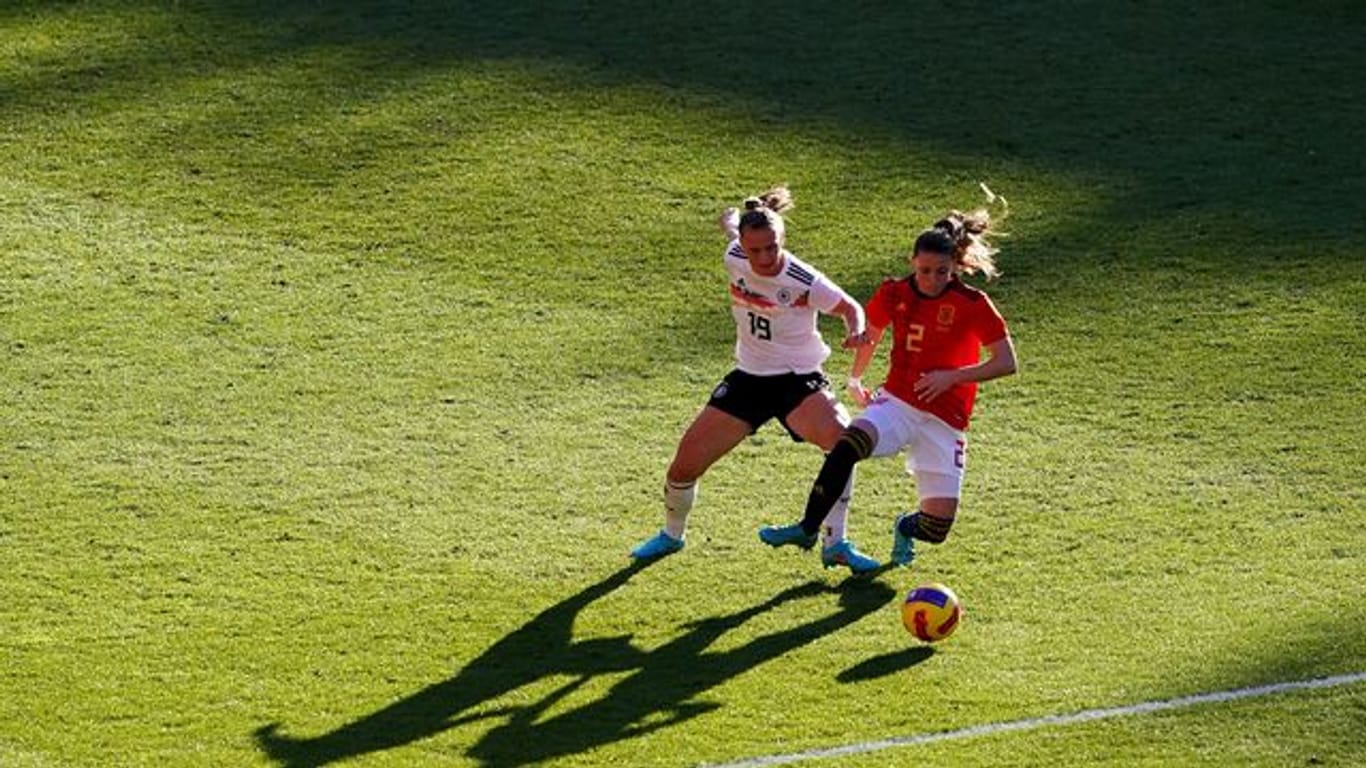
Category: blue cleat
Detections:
[
  {"x1": 821, "y1": 540, "x2": 881, "y2": 574},
  {"x1": 890, "y1": 512, "x2": 916, "y2": 566},
  {"x1": 758, "y1": 522, "x2": 818, "y2": 550},
  {"x1": 630, "y1": 530, "x2": 684, "y2": 560}
]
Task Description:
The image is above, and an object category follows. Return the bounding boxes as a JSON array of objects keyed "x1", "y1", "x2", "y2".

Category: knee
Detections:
[
  {"x1": 666, "y1": 461, "x2": 701, "y2": 485},
  {"x1": 812, "y1": 427, "x2": 844, "y2": 452},
  {"x1": 830, "y1": 426, "x2": 874, "y2": 462}
]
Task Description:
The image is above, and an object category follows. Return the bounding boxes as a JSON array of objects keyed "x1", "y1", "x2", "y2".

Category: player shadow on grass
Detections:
[
  {"x1": 254, "y1": 559, "x2": 654, "y2": 767},
  {"x1": 254, "y1": 561, "x2": 893, "y2": 767},
  {"x1": 465, "y1": 577, "x2": 896, "y2": 767}
]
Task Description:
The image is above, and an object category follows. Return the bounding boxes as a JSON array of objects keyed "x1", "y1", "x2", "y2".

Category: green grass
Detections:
[{"x1": 2, "y1": 1, "x2": 1364, "y2": 766}]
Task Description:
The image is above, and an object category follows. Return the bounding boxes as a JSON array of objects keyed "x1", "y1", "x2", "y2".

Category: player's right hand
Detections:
[{"x1": 846, "y1": 378, "x2": 871, "y2": 407}]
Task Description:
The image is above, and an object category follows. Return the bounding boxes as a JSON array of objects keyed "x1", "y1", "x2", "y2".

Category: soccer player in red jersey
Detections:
[{"x1": 759, "y1": 207, "x2": 1017, "y2": 567}]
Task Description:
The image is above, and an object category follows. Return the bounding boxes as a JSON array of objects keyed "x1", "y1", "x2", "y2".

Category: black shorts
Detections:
[{"x1": 706, "y1": 369, "x2": 831, "y2": 442}]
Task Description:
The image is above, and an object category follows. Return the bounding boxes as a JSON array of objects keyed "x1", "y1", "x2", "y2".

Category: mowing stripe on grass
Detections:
[{"x1": 705, "y1": 672, "x2": 1366, "y2": 767}]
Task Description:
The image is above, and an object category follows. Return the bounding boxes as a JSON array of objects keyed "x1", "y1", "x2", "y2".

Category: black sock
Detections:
[
  {"x1": 800, "y1": 428, "x2": 873, "y2": 534},
  {"x1": 898, "y1": 510, "x2": 954, "y2": 543}
]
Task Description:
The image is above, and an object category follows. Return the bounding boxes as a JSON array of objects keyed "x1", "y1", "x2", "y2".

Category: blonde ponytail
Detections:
[{"x1": 735, "y1": 184, "x2": 793, "y2": 239}]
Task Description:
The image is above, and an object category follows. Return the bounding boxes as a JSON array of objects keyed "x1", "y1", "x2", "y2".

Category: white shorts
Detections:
[{"x1": 857, "y1": 390, "x2": 966, "y2": 499}]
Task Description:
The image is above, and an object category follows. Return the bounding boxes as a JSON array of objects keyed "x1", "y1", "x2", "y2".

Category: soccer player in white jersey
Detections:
[{"x1": 630, "y1": 186, "x2": 880, "y2": 574}]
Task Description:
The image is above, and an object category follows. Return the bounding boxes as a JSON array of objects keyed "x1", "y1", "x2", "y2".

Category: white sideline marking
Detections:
[{"x1": 704, "y1": 671, "x2": 1366, "y2": 768}]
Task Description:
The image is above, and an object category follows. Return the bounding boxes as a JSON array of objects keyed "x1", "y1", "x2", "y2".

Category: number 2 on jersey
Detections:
[
  {"x1": 905, "y1": 323, "x2": 925, "y2": 352},
  {"x1": 747, "y1": 311, "x2": 772, "y2": 340}
]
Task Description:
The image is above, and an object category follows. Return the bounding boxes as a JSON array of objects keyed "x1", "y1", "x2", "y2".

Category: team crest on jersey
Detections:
[
  {"x1": 937, "y1": 305, "x2": 956, "y2": 327},
  {"x1": 776, "y1": 287, "x2": 793, "y2": 305}
]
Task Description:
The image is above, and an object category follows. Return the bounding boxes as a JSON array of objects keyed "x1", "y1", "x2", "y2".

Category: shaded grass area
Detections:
[{"x1": 6, "y1": 1, "x2": 1364, "y2": 249}]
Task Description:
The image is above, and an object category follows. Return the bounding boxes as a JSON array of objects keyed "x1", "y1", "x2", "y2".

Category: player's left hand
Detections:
[
  {"x1": 913, "y1": 369, "x2": 961, "y2": 402},
  {"x1": 718, "y1": 207, "x2": 741, "y2": 239}
]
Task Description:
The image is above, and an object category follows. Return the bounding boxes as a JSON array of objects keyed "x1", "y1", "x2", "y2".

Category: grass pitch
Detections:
[{"x1": 2, "y1": 2, "x2": 1364, "y2": 766}]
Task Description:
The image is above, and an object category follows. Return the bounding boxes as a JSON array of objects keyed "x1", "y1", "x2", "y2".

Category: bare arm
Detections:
[
  {"x1": 844, "y1": 323, "x2": 885, "y2": 407},
  {"x1": 827, "y1": 296, "x2": 867, "y2": 350},
  {"x1": 718, "y1": 207, "x2": 740, "y2": 240}
]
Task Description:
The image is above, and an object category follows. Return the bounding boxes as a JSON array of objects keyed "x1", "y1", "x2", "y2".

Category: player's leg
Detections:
[
  {"x1": 891, "y1": 490, "x2": 960, "y2": 566},
  {"x1": 632, "y1": 371, "x2": 768, "y2": 560},
  {"x1": 631, "y1": 405, "x2": 753, "y2": 560},
  {"x1": 782, "y1": 387, "x2": 852, "y2": 541},
  {"x1": 890, "y1": 416, "x2": 966, "y2": 566},
  {"x1": 756, "y1": 419, "x2": 874, "y2": 549},
  {"x1": 757, "y1": 377, "x2": 847, "y2": 549},
  {"x1": 757, "y1": 381, "x2": 855, "y2": 547},
  {"x1": 788, "y1": 391, "x2": 911, "y2": 540},
  {"x1": 777, "y1": 390, "x2": 879, "y2": 573}
]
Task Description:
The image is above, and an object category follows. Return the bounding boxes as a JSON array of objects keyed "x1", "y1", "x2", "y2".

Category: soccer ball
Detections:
[{"x1": 901, "y1": 582, "x2": 962, "y2": 642}]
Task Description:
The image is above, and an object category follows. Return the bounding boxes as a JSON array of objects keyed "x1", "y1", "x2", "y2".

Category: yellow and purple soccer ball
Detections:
[{"x1": 901, "y1": 582, "x2": 962, "y2": 642}]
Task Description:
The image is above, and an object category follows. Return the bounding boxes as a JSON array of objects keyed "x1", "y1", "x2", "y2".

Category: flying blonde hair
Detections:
[{"x1": 919, "y1": 183, "x2": 1008, "y2": 279}]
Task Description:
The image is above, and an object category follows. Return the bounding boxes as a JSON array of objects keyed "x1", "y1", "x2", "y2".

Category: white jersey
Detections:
[{"x1": 723, "y1": 239, "x2": 846, "y2": 375}]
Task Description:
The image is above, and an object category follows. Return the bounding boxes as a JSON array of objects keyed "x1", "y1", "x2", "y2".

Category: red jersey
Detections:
[{"x1": 865, "y1": 277, "x2": 1008, "y2": 430}]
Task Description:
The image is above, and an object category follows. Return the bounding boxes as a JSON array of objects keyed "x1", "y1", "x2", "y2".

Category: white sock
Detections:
[
  {"x1": 663, "y1": 480, "x2": 696, "y2": 539},
  {"x1": 820, "y1": 470, "x2": 854, "y2": 548}
]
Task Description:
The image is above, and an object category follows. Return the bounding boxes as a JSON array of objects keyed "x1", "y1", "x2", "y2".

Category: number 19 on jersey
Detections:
[{"x1": 747, "y1": 311, "x2": 772, "y2": 340}]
